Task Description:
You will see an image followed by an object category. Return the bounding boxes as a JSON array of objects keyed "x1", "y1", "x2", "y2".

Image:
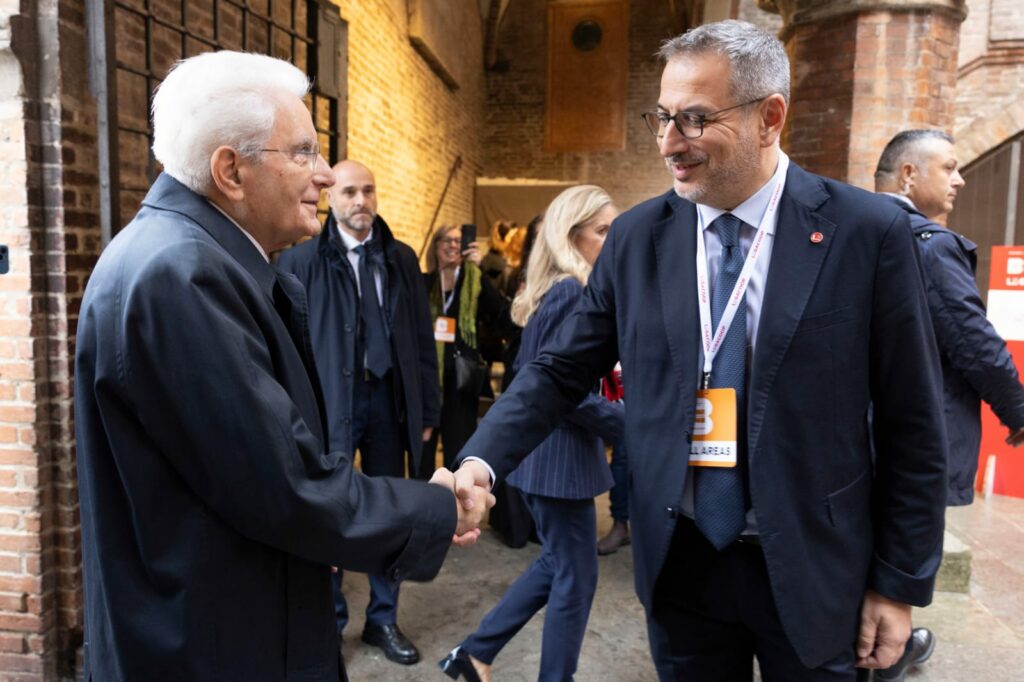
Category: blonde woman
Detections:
[{"x1": 440, "y1": 186, "x2": 625, "y2": 682}]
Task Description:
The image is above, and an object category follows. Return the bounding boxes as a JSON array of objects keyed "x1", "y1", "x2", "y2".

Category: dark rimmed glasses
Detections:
[{"x1": 641, "y1": 97, "x2": 768, "y2": 140}]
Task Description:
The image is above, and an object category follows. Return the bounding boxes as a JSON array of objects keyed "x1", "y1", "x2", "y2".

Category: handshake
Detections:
[{"x1": 428, "y1": 460, "x2": 496, "y2": 547}]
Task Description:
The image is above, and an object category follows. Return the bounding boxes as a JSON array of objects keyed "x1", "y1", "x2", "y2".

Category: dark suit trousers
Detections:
[
  {"x1": 421, "y1": 363, "x2": 481, "y2": 475},
  {"x1": 647, "y1": 517, "x2": 864, "y2": 682},
  {"x1": 333, "y1": 372, "x2": 405, "y2": 632},
  {"x1": 461, "y1": 494, "x2": 598, "y2": 681}
]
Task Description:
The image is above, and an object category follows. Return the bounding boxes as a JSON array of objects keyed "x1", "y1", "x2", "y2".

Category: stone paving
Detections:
[{"x1": 342, "y1": 494, "x2": 1024, "y2": 681}]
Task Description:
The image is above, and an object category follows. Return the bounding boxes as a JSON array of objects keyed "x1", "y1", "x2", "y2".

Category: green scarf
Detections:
[{"x1": 429, "y1": 263, "x2": 481, "y2": 387}]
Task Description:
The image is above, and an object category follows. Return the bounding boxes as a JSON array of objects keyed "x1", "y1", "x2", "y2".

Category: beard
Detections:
[
  {"x1": 668, "y1": 126, "x2": 762, "y2": 209},
  {"x1": 335, "y1": 207, "x2": 376, "y2": 232}
]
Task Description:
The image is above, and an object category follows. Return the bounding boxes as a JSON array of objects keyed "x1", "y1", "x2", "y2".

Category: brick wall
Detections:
[
  {"x1": 784, "y1": 9, "x2": 960, "y2": 189},
  {"x1": 0, "y1": 0, "x2": 96, "y2": 676},
  {"x1": 331, "y1": 0, "x2": 486, "y2": 254},
  {"x1": 481, "y1": 0, "x2": 682, "y2": 213},
  {"x1": 954, "y1": 0, "x2": 1024, "y2": 160}
]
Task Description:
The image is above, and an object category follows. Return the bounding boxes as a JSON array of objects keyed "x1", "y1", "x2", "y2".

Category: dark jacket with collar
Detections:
[
  {"x1": 75, "y1": 174, "x2": 456, "y2": 681},
  {"x1": 277, "y1": 213, "x2": 441, "y2": 469},
  {"x1": 457, "y1": 162, "x2": 948, "y2": 668},
  {"x1": 883, "y1": 195, "x2": 1024, "y2": 504}
]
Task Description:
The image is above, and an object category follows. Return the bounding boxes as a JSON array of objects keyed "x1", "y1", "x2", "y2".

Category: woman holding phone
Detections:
[
  {"x1": 422, "y1": 224, "x2": 512, "y2": 473},
  {"x1": 439, "y1": 186, "x2": 624, "y2": 682}
]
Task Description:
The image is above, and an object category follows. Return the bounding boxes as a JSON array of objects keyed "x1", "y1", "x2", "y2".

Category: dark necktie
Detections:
[
  {"x1": 694, "y1": 213, "x2": 748, "y2": 550},
  {"x1": 353, "y1": 242, "x2": 391, "y2": 379}
]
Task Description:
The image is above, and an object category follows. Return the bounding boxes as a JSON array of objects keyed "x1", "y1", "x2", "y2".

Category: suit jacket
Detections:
[
  {"x1": 884, "y1": 195, "x2": 1024, "y2": 505},
  {"x1": 74, "y1": 174, "x2": 457, "y2": 681},
  {"x1": 456, "y1": 162, "x2": 947, "y2": 667},
  {"x1": 506, "y1": 278, "x2": 624, "y2": 499},
  {"x1": 277, "y1": 213, "x2": 441, "y2": 468}
]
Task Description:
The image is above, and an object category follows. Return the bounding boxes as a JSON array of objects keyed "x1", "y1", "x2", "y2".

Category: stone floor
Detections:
[{"x1": 342, "y1": 494, "x2": 1024, "y2": 681}]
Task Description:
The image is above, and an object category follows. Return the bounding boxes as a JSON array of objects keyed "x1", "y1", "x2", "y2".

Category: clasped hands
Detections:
[{"x1": 429, "y1": 459, "x2": 495, "y2": 547}]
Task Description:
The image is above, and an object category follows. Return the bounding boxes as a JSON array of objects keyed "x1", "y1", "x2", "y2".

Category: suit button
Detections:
[
  {"x1": 342, "y1": 368, "x2": 352, "y2": 377},
  {"x1": 343, "y1": 324, "x2": 353, "y2": 333},
  {"x1": 665, "y1": 506, "x2": 681, "y2": 518}
]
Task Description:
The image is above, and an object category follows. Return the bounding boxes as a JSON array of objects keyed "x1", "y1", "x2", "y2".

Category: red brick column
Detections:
[
  {"x1": 760, "y1": 0, "x2": 966, "y2": 189},
  {"x1": 0, "y1": 0, "x2": 98, "y2": 678}
]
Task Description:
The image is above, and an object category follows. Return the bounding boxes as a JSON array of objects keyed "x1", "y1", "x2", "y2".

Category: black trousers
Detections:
[{"x1": 647, "y1": 517, "x2": 866, "y2": 682}]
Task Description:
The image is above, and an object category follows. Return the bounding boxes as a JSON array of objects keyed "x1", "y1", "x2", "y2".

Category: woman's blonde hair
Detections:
[
  {"x1": 425, "y1": 224, "x2": 459, "y2": 273},
  {"x1": 511, "y1": 185, "x2": 613, "y2": 326}
]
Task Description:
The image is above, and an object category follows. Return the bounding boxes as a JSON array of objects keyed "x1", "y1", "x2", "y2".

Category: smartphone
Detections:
[
  {"x1": 460, "y1": 224, "x2": 477, "y2": 253},
  {"x1": 0, "y1": 245, "x2": 8, "y2": 275}
]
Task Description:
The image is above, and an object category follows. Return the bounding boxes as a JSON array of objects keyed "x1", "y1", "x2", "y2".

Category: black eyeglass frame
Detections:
[{"x1": 641, "y1": 96, "x2": 769, "y2": 140}]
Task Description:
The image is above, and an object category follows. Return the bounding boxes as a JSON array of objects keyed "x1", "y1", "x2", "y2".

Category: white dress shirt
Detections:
[
  {"x1": 336, "y1": 225, "x2": 384, "y2": 305},
  {"x1": 682, "y1": 151, "x2": 790, "y2": 531}
]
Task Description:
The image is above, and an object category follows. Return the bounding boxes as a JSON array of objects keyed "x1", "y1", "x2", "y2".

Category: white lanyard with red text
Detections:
[{"x1": 695, "y1": 154, "x2": 789, "y2": 389}]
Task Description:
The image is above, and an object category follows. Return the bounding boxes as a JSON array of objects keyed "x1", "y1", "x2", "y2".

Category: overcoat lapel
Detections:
[
  {"x1": 652, "y1": 194, "x2": 701, "y2": 402},
  {"x1": 747, "y1": 167, "x2": 836, "y2": 458}
]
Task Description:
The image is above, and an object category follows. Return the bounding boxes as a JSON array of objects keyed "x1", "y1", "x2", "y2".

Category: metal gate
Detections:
[{"x1": 87, "y1": 0, "x2": 347, "y2": 241}]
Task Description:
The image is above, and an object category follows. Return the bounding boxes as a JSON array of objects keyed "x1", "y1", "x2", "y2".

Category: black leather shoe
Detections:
[
  {"x1": 361, "y1": 622, "x2": 420, "y2": 665},
  {"x1": 439, "y1": 646, "x2": 482, "y2": 681},
  {"x1": 875, "y1": 627, "x2": 936, "y2": 681}
]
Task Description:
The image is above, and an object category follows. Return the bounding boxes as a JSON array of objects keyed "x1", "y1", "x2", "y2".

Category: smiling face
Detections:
[
  {"x1": 329, "y1": 161, "x2": 378, "y2": 239},
  {"x1": 572, "y1": 204, "x2": 617, "y2": 266},
  {"x1": 435, "y1": 227, "x2": 463, "y2": 270},
  {"x1": 235, "y1": 94, "x2": 333, "y2": 252},
  {"x1": 657, "y1": 53, "x2": 775, "y2": 210},
  {"x1": 907, "y1": 138, "x2": 965, "y2": 219}
]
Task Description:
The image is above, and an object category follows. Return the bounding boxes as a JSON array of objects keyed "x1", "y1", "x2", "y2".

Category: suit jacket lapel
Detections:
[
  {"x1": 747, "y1": 165, "x2": 836, "y2": 458},
  {"x1": 652, "y1": 193, "x2": 701, "y2": 398}
]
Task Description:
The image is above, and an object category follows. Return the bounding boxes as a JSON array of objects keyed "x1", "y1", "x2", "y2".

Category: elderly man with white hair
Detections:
[{"x1": 74, "y1": 50, "x2": 492, "y2": 681}]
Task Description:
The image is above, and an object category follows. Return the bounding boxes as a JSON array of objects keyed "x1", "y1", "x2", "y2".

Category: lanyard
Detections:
[
  {"x1": 696, "y1": 154, "x2": 789, "y2": 389},
  {"x1": 442, "y1": 266, "x2": 460, "y2": 315}
]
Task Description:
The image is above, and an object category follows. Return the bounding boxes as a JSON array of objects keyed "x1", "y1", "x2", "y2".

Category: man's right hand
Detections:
[
  {"x1": 429, "y1": 466, "x2": 494, "y2": 546},
  {"x1": 454, "y1": 460, "x2": 493, "y2": 511}
]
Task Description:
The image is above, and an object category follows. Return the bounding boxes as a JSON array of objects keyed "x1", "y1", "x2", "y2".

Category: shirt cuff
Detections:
[{"x1": 461, "y1": 456, "x2": 496, "y2": 489}]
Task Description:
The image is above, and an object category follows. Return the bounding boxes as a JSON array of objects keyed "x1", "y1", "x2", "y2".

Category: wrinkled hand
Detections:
[
  {"x1": 463, "y1": 242, "x2": 483, "y2": 266},
  {"x1": 856, "y1": 590, "x2": 911, "y2": 669},
  {"x1": 429, "y1": 467, "x2": 495, "y2": 547},
  {"x1": 1006, "y1": 426, "x2": 1024, "y2": 447}
]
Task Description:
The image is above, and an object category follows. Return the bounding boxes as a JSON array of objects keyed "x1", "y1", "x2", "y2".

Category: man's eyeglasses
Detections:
[
  {"x1": 258, "y1": 142, "x2": 321, "y2": 170},
  {"x1": 640, "y1": 97, "x2": 768, "y2": 140}
]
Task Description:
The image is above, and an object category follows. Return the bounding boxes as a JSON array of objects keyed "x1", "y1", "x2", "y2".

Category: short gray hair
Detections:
[
  {"x1": 874, "y1": 129, "x2": 955, "y2": 181},
  {"x1": 658, "y1": 20, "x2": 790, "y2": 105},
  {"x1": 151, "y1": 51, "x2": 310, "y2": 195}
]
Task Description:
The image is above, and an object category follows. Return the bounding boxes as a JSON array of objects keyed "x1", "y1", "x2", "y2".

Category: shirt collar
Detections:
[
  {"x1": 881, "y1": 192, "x2": 917, "y2": 210},
  {"x1": 207, "y1": 200, "x2": 269, "y2": 262},
  {"x1": 336, "y1": 222, "x2": 374, "y2": 251},
  {"x1": 697, "y1": 150, "x2": 789, "y2": 234}
]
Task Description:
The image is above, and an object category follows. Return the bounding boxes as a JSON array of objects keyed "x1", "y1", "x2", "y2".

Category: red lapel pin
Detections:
[{"x1": 810, "y1": 231, "x2": 824, "y2": 244}]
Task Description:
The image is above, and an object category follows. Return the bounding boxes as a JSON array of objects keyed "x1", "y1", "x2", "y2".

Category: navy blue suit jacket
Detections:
[
  {"x1": 506, "y1": 278, "x2": 624, "y2": 499},
  {"x1": 457, "y1": 162, "x2": 948, "y2": 667},
  {"x1": 277, "y1": 213, "x2": 441, "y2": 467},
  {"x1": 884, "y1": 196, "x2": 1024, "y2": 504},
  {"x1": 75, "y1": 174, "x2": 457, "y2": 680}
]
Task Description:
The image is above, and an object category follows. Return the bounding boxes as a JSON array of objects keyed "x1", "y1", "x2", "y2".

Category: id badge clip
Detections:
[
  {"x1": 434, "y1": 316, "x2": 456, "y2": 343},
  {"x1": 689, "y1": 386, "x2": 738, "y2": 467}
]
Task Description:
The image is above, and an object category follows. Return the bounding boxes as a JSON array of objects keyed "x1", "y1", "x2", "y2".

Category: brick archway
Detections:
[{"x1": 957, "y1": 100, "x2": 1024, "y2": 168}]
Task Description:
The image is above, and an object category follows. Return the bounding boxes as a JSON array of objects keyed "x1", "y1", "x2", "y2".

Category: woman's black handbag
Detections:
[{"x1": 454, "y1": 347, "x2": 489, "y2": 397}]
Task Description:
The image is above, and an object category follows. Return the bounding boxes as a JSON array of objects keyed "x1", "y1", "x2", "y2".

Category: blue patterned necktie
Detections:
[
  {"x1": 353, "y1": 243, "x2": 392, "y2": 379},
  {"x1": 694, "y1": 213, "x2": 748, "y2": 550}
]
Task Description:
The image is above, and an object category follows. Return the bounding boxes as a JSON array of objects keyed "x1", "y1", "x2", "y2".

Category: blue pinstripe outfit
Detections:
[{"x1": 460, "y1": 278, "x2": 624, "y2": 681}]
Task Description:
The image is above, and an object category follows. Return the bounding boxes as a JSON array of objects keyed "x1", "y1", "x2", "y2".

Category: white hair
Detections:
[{"x1": 151, "y1": 51, "x2": 310, "y2": 194}]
